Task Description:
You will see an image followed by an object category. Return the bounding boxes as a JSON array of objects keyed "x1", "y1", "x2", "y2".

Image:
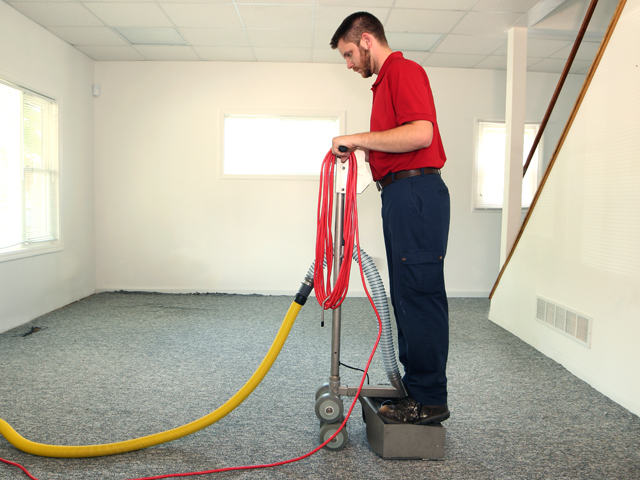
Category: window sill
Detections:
[{"x1": 0, "y1": 242, "x2": 63, "y2": 263}]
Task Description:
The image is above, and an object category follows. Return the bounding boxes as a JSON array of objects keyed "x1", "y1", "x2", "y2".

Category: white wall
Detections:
[
  {"x1": 0, "y1": 2, "x2": 96, "y2": 334},
  {"x1": 490, "y1": 0, "x2": 640, "y2": 416},
  {"x1": 94, "y1": 60, "x2": 583, "y2": 297}
]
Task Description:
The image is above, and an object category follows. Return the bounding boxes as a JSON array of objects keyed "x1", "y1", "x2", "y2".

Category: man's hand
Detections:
[{"x1": 332, "y1": 135, "x2": 358, "y2": 162}]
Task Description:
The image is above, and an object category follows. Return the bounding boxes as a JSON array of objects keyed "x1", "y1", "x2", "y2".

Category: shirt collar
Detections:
[{"x1": 372, "y1": 51, "x2": 404, "y2": 89}]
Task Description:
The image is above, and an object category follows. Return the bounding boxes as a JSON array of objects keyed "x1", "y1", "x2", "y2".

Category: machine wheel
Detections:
[
  {"x1": 315, "y1": 393, "x2": 343, "y2": 424},
  {"x1": 319, "y1": 423, "x2": 348, "y2": 451},
  {"x1": 315, "y1": 383, "x2": 330, "y2": 401}
]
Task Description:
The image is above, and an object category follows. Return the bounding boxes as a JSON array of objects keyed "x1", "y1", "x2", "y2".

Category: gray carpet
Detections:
[{"x1": 1, "y1": 293, "x2": 639, "y2": 480}]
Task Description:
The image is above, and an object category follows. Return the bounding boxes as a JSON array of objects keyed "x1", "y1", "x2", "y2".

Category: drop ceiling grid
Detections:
[{"x1": 2, "y1": 0, "x2": 613, "y2": 71}]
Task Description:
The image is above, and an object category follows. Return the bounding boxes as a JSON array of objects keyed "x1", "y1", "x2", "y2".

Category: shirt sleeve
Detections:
[{"x1": 388, "y1": 61, "x2": 437, "y2": 126}]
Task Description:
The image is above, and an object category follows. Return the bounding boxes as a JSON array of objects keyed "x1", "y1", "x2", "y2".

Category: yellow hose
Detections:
[{"x1": 0, "y1": 301, "x2": 303, "y2": 458}]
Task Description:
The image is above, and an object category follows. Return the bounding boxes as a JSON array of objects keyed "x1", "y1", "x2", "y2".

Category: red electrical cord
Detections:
[
  {"x1": 314, "y1": 149, "x2": 359, "y2": 310},
  {"x1": 0, "y1": 457, "x2": 40, "y2": 480},
  {"x1": 1, "y1": 149, "x2": 382, "y2": 480}
]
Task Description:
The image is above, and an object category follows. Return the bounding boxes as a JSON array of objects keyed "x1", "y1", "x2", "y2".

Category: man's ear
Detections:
[{"x1": 360, "y1": 32, "x2": 373, "y2": 50}]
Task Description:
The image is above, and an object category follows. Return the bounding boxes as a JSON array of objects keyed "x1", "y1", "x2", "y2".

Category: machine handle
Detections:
[{"x1": 338, "y1": 146, "x2": 348, "y2": 153}]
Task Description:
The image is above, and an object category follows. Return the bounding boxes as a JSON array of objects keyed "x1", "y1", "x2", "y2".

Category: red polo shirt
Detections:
[{"x1": 369, "y1": 51, "x2": 446, "y2": 181}]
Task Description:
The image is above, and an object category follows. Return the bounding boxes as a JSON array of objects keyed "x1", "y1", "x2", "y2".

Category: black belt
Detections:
[{"x1": 376, "y1": 168, "x2": 441, "y2": 191}]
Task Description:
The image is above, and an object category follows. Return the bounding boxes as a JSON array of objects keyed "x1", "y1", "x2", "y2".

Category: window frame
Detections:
[
  {"x1": 219, "y1": 108, "x2": 345, "y2": 181},
  {"x1": 0, "y1": 77, "x2": 62, "y2": 263},
  {"x1": 472, "y1": 118, "x2": 543, "y2": 212}
]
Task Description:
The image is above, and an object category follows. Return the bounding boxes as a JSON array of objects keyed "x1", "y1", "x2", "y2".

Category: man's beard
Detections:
[{"x1": 357, "y1": 45, "x2": 373, "y2": 78}]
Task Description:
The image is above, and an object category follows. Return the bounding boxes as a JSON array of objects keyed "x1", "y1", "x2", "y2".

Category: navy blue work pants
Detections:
[{"x1": 381, "y1": 172, "x2": 450, "y2": 405}]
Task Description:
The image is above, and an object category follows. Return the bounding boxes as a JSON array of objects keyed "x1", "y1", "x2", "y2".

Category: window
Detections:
[
  {"x1": 222, "y1": 111, "x2": 342, "y2": 178},
  {"x1": 0, "y1": 80, "x2": 59, "y2": 261},
  {"x1": 473, "y1": 120, "x2": 542, "y2": 210}
]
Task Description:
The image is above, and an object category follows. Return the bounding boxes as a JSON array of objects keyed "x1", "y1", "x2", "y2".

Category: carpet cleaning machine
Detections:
[
  {"x1": 311, "y1": 147, "x2": 445, "y2": 460},
  {"x1": 0, "y1": 150, "x2": 444, "y2": 476}
]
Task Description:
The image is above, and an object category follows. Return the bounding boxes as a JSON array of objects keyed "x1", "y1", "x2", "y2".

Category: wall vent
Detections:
[{"x1": 535, "y1": 297, "x2": 592, "y2": 348}]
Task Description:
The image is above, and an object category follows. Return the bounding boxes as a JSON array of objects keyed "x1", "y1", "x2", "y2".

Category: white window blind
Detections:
[
  {"x1": 223, "y1": 113, "x2": 340, "y2": 177},
  {"x1": 0, "y1": 80, "x2": 59, "y2": 259},
  {"x1": 474, "y1": 120, "x2": 542, "y2": 210}
]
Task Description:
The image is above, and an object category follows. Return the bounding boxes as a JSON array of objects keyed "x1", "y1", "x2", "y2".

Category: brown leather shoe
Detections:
[{"x1": 378, "y1": 397, "x2": 450, "y2": 425}]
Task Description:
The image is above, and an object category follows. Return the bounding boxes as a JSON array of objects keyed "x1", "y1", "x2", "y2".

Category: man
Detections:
[{"x1": 330, "y1": 12, "x2": 450, "y2": 425}]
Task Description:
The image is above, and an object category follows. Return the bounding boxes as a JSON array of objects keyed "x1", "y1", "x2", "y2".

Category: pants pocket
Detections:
[{"x1": 400, "y1": 249, "x2": 445, "y2": 295}]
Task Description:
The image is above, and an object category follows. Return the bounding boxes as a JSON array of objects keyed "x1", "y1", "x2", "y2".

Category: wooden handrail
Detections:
[{"x1": 522, "y1": 0, "x2": 600, "y2": 177}]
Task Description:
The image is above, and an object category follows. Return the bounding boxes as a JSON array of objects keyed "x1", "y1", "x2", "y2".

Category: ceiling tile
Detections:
[
  {"x1": 133, "y1": 45, "x2": 199, "y2": 60},
  {"x1": 158, "y1": 0, "x2": 233, "y2": 3},
  {"x1": 193, "y1": 46, "x2": 255, "y2": 61},
  {"x1": 74, "y1": 45, "x2": 145, "y2": 60},
  {"x1": 314, "y1": 29, "x2": 335, "y2": 49},
  {"x1": 313, "y1": 6, "x2": 389, "y2": 31},
  {"x1": 179, "y1": 28, "x2": 249, "y2": 47},
  {"x1": 315, "y1": 0, "x2": 393, "y2": 6},
  {"x1": 452, "y1": 11, "x2": 522, "y2": 36},
  {"x1": 8, "y1": 2, "x2": 103, "y2": 27},
  {"x1": 527, "y1": 38, "x2": 572, "y2": 57},
  {"x1": 434, "y1": 34, "x2": 506, "y2": 55},
  {"x1": 401, "y1": 50, "x2": 430, "y2": 64},
  {"x1": 253, "y1": 47, "x2": 312, "y2": 63},
  {"x1": 386, "y1": 32, "x2": 441, "y2": 52},
  {"x1": 81, "y1": 0, "x2": 156, "y2": 3},
  {"x1": 527, "y1": 57, "x2": 593, "y2": 74},
  {"x1": 85, "y1": 3, "x2": 172, "y2": 27},
  {"x1": 237, "y1": 5, "x2": 313, "y2": 30},
  {"x1": 424, "y1": 52, "x2": 487, "y2": 68},
  {"x1": 531, "y1": 0, "x2": 588, "y2": 32},
  {"x1": 551, "y1": 40, "x2": 601, "y2": 61},
  {"x1": 313, "y1": 48, "x2": 344, "y2": 64},
  {"x1": 394, "y1": 0, "x2": 476, "y2": 9},
  {"x1": 527, "y1": 58, "x2": 566, "y2": 73},
  {"x1": 473, "y1": 54, "x2": 507, "y2": 70},
  {"x1": 47, "y1": 26, "x2": 127, "y2": 45},
  {"x1": 247, "y1": 29, "x2": 313, "y2": 49},
  {"x1": 472, "y1": 0, "x2": 541, "y2": 13},
  {"x1": 237, "y1": 0, "x2": 314, "y2": 3},
  {"x1": 160, "y1": 3, "x2": 242, "y2": 28},
  {"x1": 385, "y1": 9, "x2": 466, "y2": 34}
]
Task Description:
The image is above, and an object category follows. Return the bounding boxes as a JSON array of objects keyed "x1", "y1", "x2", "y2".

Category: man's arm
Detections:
[{"x1": 332, "y1": 120, "x2": 433, "y2": 160}]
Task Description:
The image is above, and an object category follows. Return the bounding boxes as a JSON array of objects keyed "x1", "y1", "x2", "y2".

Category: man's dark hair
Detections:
[{"x1": 330, "y1": 11, "x2": 388, "y2": 50}]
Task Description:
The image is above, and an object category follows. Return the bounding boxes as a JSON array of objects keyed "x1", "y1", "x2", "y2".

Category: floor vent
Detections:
[{"x1": 536, "y1": 297, "x2": 592, "y2": 348}]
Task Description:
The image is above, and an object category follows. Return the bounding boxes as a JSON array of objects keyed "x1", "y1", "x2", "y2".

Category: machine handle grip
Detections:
[{"x1": 338, "y1": 146, "x2": 348, "y2": 153}]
